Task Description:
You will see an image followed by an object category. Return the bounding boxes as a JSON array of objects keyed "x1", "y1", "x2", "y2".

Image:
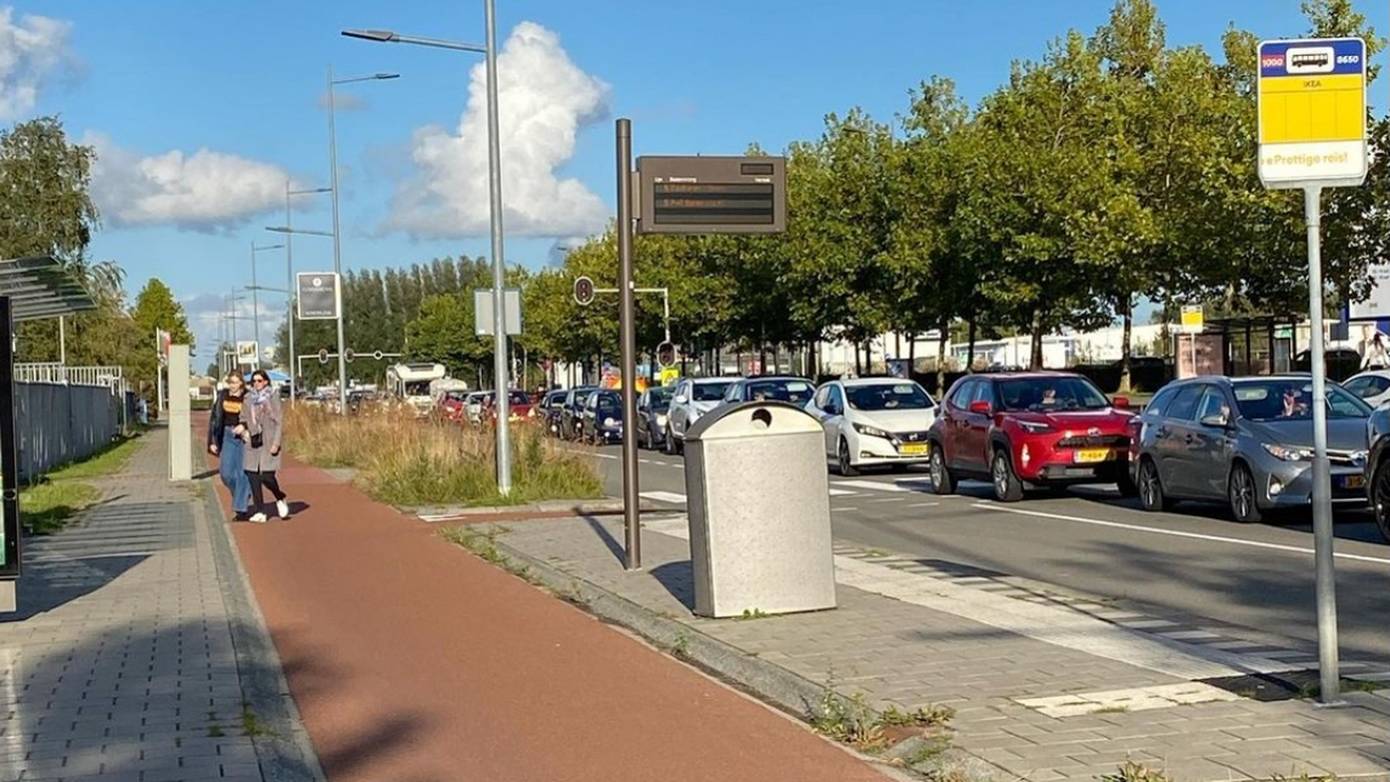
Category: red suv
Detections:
[{"x1": 927, "y1": 372, "x2": 1137, "y2": 502}]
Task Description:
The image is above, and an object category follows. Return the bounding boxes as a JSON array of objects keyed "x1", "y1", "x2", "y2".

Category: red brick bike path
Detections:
[{"x1": 202, "y1": 432, "x2": 888, "y2": 781}]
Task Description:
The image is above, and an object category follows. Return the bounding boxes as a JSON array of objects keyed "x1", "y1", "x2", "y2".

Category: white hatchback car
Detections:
[
  {"x1": 805, "y1": 378, "x2": 938, "y2": 475},
  {"x1": 665, "y1": 377, "x2": 738, "y2": 454},
  {"x1": 1343, "y1": 370, "x2": 1390, "y2": 409}
]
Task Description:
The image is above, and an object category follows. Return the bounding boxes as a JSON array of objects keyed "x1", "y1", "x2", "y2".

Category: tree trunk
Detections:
[
  {"x1": 894, "y1": 332, "x2": 902, "y2": 363},
  {"x1": 1119, "y1": 297, "x2": 1134, "y2": 393},
  {"x1": 966, "y1": 315, "x2": 978, "y2": 373},
  {"x1": 759, "y1": 335, "x2": 768, "y2": 376},
  {"x1": 853, "y1": 342, "x2": 862, "y2": 376},
  {"x1": 908, "y1": 332, "x2": 917, "y2": 380},
  {"x1": 772, "y1": 343, "x2": 780, "y2": 375},
  {"x1": 936, "y1": 319, "x2": 949, "y2": 395},
  {"x1": 1030, "y1": 309, "x2": 1044, "y2": 370},
  {"x1": 714, "y1": 345, "x2": 721, "y2": 377}
]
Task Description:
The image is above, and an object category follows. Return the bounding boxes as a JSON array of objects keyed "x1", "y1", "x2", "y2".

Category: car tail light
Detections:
[{"x1": 1021, "y1": 443, "x2": 1031, "y2": 467}]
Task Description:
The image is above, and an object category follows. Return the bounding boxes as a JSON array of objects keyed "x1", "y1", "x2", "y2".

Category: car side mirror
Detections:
[
  {"x1": 969, "y1": 400, "x2": 992, "y2": 415},
  {"x1": 674, "y1": 394, "x2": 688, "y2": 404},
  {"x1": 1200, "y1": 414, "x2": 1230, "y2": 429},
  {"x1": 1112, "y1": 396, "x2": 1130, "y2": 409}
]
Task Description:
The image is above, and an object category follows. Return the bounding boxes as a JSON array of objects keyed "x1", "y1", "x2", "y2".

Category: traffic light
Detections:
[
  {"x1": 344, "y1": 348, "x2": 355, "y2": 363},
  {"x1": 656, "y1": 341, "x2": 677, "y2": 369},
  {"x1": 318, "y1": 348, "x2": 330, "y2": 365},
  {"x1": 573, "y1": 275, "x2": 595, "y2": 306}
]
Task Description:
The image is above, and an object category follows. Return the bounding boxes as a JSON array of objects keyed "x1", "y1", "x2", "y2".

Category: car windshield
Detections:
[
  {"x1": 444, "y1": 391, "x2": 468, "y2": 402},
  {"x1": 743, "y1": 379, "x2": 814, "y2": 404},
  {"x1": 1232, "y1": 381, "x2": 1371, "y2": 421},
  {"x1": 691, "y1": 382, "x2": 732, "y2": 401},
  {"x1": 846, "y1": 383, "x2": 934, "y2": 411},
  {"x1": 596, "y1": 393, "x2": 620, "y2": 412},
  {"x1": 404, "y1": 381, "x2": 431, "y2": 396},
  {"x1": 647, "y1": 387, "x2": 673, "y2": 410},
  {"x1": 998, "y1": 377, "x2": 1110, "y2": 412}
]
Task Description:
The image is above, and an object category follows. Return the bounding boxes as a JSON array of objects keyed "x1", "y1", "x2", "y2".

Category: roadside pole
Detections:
[
  {"x1": 616, "y1": 118, "x2": 641, "y2": 571},
  {"x1": 1303, "y1": 185, "x2": 1340, "y2": 702}
]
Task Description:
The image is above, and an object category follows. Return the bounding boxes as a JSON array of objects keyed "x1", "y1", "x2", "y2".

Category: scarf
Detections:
[{"x1": 249, "y1": 387, "x2": 274, "y2": 406}]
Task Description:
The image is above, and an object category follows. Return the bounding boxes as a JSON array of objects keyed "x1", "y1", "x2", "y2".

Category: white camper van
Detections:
[{"x1": 386, "y1": 363, "x2": 448, "y2": 417}]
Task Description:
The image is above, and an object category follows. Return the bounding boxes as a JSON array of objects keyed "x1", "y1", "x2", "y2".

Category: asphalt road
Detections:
[{"x1": 575, "y1": 440, "x2": 1390, "y2": 669}]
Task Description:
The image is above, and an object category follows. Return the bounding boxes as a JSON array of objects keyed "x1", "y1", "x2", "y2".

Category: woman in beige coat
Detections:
[{"x1": 239, "y1": 369, "x2": 290, "y2": 522}]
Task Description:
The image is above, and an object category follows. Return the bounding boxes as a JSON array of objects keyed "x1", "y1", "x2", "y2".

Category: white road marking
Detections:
[
  {"x1": 828, "y1": 488, "x2": 856, "y2": 496},
  {"x1": 640, "y1": 491, "x2": 687, "y2": 504},
  {"x1": 905, "y1": 502, "x2": 940, "y2": 508},
  {"x1": 642, "y1": 514, "x2": 1299, "y2": 679},
  {"x1": 591, "y1": 452, "x2": 619, "y2": 460},
  {"x1": 1016, "y1": 682, "x2": 1239, "y2": 718},
  {"x1": 834, "y1": 480, "x2": 914, "y2": 493},
  {"x1": 971, "y1": 503, "x2": 1390, "y2": 566}
]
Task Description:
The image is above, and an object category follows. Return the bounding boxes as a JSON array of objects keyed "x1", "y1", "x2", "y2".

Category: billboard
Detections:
[{"x1": 296, "y1": 272, "x2": 340, "y2": 320}]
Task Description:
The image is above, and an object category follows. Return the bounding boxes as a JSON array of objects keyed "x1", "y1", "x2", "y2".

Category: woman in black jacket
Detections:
[{"x1": 207, "y1": 372, "x2": 252, "y2": 520}]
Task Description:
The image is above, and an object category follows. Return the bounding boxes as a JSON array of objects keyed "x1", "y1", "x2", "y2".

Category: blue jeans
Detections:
[{"x1": 219, "y1": 430, "x2": 252, "y2": 513}]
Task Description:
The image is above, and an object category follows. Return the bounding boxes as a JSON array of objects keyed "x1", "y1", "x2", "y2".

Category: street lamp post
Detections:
[
  {"x1": 250, "y1": 243, "x2": 284, "y2": 370},
  {"x1": 344, "y1": 0, "x2": 514, "y2": 494},
  {"x1": 326, "y1": 68, "x2": 399, "y2": 415}
]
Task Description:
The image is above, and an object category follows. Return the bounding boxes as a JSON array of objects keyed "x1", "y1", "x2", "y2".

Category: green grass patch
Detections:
[
  {"x1": 45, "y1": 435, "x2": 142, "y2": 480},
  {"x1": 18, "y1": 481, "x2": 100, "y2": 534}
]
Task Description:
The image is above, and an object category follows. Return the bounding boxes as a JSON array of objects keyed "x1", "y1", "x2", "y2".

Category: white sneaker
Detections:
[
  {"x1": 248, "y1": 512, "x2": 268, "y2": 523},
  {"x1": 276, "y1": 500, "x2": 290, "y2": 520}
]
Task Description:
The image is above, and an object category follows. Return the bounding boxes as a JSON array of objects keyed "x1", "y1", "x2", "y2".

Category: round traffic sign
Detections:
[
  {"x1": 373, "y1": 350, "x2": 384, "y2": 361},
  {"x1": 573, "y1": 275, "x2": 595, "y2": 306},
  {"x1": 656, "y1": 341, "x2": 677, "y2": 369},
  {"x1": 344, "y1": 349, "x2": 355, "y2": 363},
  {"x1": 318, "y1": 348, "x2": 329, "y2": 365}
]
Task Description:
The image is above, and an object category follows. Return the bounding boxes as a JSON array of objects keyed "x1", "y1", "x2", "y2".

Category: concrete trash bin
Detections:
[{"x1": 683, "y1": 400, "x2": 836, "y2": 618}]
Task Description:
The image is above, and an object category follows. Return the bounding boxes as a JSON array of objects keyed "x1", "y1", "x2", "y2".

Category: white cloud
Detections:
[
  {"x1": 84, "y1": 132, "x2": 292, "y2": 231},
  {"x1": 387, "y1": 21, "x2": 609, "y2": 239},
  {"x1": 318, "y1": 89, "x2": 366, "y2": 112},
  {"x1": 0, "y1": 8, "x2": 73, "y2": 119}
]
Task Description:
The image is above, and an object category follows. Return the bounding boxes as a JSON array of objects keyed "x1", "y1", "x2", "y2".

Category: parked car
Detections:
[
  {"x1": 483, "y1": 389, "x2": 536, "y2": 423},
  {"x1": 1293, "y1": 348, "x2": 1363, "y2": 382},
  {"x1": 1130, "y1": 376, "x2": 1371, "y2": 522},
  {"x1": 636, "y1": 386, "x2": 674, "y2": 450},
  {"x1": 465, "y1": 391, "x2": 488, "y2": 424},
  {"x1": 438, "y1": 389, "x2": 471, "y2": 422},
  {"x1": 540, "y1": 389, "x2": 569, "y2": 436},
  {"x1": 719, "y1": 376, "x2": 817, "y2": 407},
  {"x1": 665, "y1": 377, "x2": 737, "y2": 454},
  {"x1": 582, "y1": 389, "x2": 624, "y2": 445},
  {"x1": 561, "y1": 385, "x2": 597, "y2": 440},
  {"x1": 1342, "y1": 369, "x2": 1390, "y2": 409},
  {"x1": 928, "y1": 372, "x2": 1136, "y2": 502},
  {"x1": 806, "y1": 378, "x2": 938, "y2": 475},
  {"x1": 1362, "y1": 405, "x2": 1390, "y2": 542}
]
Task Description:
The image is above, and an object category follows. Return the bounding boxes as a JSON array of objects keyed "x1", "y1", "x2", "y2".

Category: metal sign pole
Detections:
[
  {"x1": 483, "y1": 0, "x2": 512, "y2": 495},
  {"x1": 1304, "y1": 185, "x2": 1341, "y2": 704},
  {"x1": 617, "y1": 117, "x2": 641, "y2": 571}
]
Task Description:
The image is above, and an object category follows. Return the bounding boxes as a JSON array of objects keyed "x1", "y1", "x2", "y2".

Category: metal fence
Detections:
[
  {"x1": 12, "y1": 364, "x2": 135, "y2": 482},
  {"x1": 15, "y1": 363, "x2": 126, "y2": 388}
]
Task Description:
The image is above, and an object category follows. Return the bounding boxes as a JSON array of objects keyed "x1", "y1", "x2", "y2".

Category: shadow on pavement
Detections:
[
  {"x1": 649, "y1": 560, "x2": 697, "y2": 610},
  {"x1": 582, "y1": 514, "x2": 626, "y2": 564}
]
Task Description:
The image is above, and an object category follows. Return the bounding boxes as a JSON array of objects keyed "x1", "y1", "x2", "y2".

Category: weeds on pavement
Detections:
[
  {"x1": 286, "y1": 405, "x2": 602, "y2": 506},
  {"x1": 1101, "y1": 762, "x2": 1172, "y2": 782}
]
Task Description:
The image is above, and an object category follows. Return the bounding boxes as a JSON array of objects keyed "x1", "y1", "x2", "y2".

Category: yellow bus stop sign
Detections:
[
  {"x1": 1258, "y1": 37, "x2": 1367, "y2": 189},
  {"x1": 1180, "y1": 305, "x2": 1204, "y2": 333}
]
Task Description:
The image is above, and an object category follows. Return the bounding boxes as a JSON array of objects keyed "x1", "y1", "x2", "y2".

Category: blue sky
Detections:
[{"x1": 11, "y1": 0, "x2": 1388, "y2": 357}]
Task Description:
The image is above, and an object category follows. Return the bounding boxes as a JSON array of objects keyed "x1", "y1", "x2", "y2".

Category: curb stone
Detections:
[
  {"x1": 483, "y1": 529, "x2": 950, "y2": 781},
  {"x1": 408, "y1": 498, "x2": 664, "y2": 519},
  {"x1": 199, "y1": 478, "x2": 327, "y2": 782}
]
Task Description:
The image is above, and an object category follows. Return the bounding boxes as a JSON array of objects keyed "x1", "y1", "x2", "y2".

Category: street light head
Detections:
[
  {"x1": 342, "y1": 29, "x2": 397, "y2": 43},
  {"x1": 374, "y1": 72, "x2": 401, "y2": 80}
]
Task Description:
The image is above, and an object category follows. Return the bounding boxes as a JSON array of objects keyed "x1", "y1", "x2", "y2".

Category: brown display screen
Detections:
[{"x1": 652, "y1": 182, "x2": 775, "y2": 225}]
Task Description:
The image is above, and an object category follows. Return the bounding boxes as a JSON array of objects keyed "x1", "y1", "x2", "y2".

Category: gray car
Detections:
[{"x1": 1130, "y1": 376, "x2": 1371, "y2": 522}]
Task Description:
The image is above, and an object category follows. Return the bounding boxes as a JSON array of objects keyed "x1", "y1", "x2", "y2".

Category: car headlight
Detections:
[
  {"x1": 656, "y1": 413, "x2": 668, "y2": 427},
  {"x1": 604, "y1": 417, "x2": 616, "y2": 428},
  {"x1": 1018, "y1": 421, "x2": 1054, "y2": 433},
  {"x1": 853, "y1": 423, "x2": 891, "y2": 439},
  {"x1": 1262, "y1": 443, "x2": 1314, "y2": 462}
]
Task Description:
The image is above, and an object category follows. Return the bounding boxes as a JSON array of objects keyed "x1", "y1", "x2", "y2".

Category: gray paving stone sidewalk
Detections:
[
  {"x1": 0, "y1": 429, "x2": 315, "y2": 782},
  {"x1": 495, "y1": 515, "x2": 1390, "y2": 782}
]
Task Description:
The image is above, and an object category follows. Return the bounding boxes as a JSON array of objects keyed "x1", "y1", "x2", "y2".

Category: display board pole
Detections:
[
  {"x1": 1303, "y1": 186, "x2": 1341, "y2": 704},
  {"x1": 617, "y1": 118, "x2": 641, "y2": 571}
]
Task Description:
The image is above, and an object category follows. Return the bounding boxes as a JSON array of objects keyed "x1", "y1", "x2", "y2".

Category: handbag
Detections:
[{"x1": 250, "y1": 431, "x2": 264, "y2": 449}]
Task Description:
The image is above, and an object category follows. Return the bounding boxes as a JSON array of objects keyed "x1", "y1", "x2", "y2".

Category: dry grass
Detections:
[{"x1": 285, "y1": 404, "x2": 603, "y2": 507}]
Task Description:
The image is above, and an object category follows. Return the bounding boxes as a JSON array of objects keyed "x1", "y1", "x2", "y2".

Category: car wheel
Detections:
[
  {"x1": 837, "y1": 438, "x2": 860, "y2": 477},
  {"x1": 1137, "y1": 458, "x2": 1172, "y2": 512},
  {"x1": 1372, "y1": 461, "x2": 1390, "y2": 543},
  {"x1": 991, "y1": 447, "x2": 1024, "y2": 503},
  {"x1": 928, "y1": 445, "x2": 955, "y2": 495},
  {"x1": 1228, "y1": 463, "x2": 1263, "y2": 523}
]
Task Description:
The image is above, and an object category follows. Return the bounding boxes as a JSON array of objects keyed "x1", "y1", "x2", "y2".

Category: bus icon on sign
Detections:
[{"x1": 1285, "y1": 46, "x2": 1334, "y2": 74}]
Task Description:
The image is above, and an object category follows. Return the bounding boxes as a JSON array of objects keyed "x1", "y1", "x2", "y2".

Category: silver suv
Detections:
[{"x1": 665, "y1": 377, "x2": 736, "y2": 454}]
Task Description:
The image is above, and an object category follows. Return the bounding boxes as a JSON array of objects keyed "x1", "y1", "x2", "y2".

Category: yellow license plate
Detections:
[
  {"x1": 899, "y1": 443, "x2": 928, "y2": 456},
  {"x1": 1343, "y1": 475, "x2": 1365, "y2": 490},
  {"x1": 1074, "y1": 448, "x2": 1110, "y2": 464}
]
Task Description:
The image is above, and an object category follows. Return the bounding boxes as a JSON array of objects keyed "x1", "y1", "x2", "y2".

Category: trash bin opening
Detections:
[{"x1": 751, "y1": 408, "x2": 772, "y2": 429}]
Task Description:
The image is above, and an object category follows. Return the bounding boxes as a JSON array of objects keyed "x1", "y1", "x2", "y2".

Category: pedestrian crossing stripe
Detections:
[{"x1": 640, "y1": 491, "x2": 687, "y2": 504}]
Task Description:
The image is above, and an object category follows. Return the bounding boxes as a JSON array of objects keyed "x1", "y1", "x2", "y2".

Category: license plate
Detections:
[
  {"x1": 1342, "y1": 474, "x2": 1365, "y2": 490},
  {"x1": 899, "y1": 443, "x2": 929, "y2": 456},
  {"x1": 1074, "y1": 448, "x2": 1110, "y2": 464}
]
